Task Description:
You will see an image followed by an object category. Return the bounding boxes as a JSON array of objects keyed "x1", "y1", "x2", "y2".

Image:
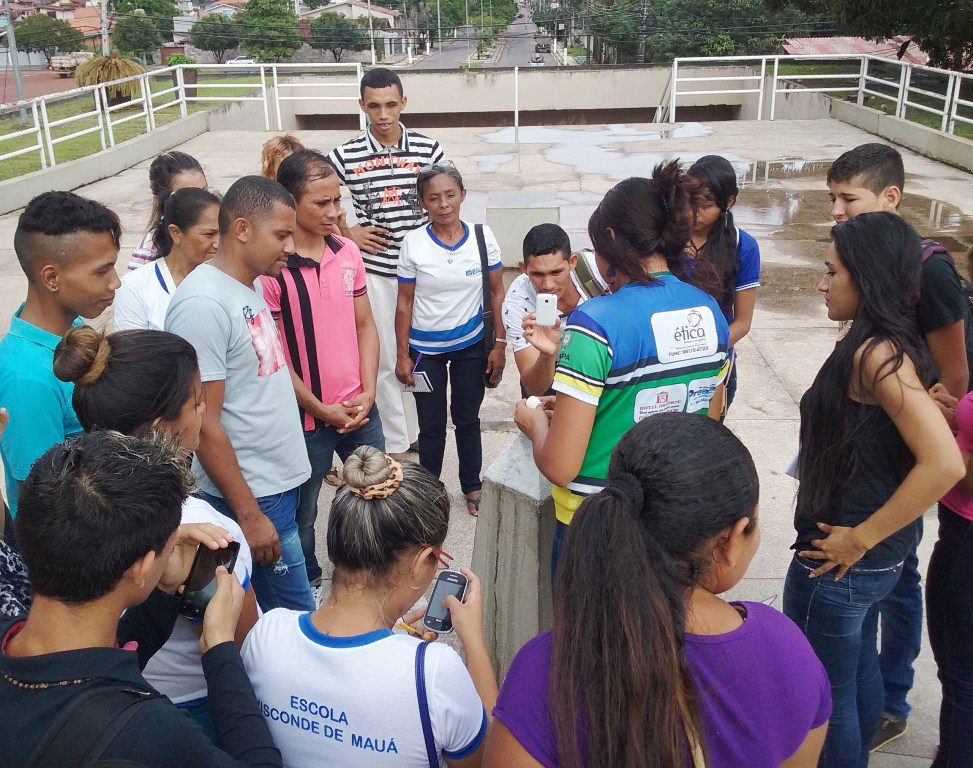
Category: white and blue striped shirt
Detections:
[{"x1": 397, "y1": 222, "x2": 502, "y2": 354}]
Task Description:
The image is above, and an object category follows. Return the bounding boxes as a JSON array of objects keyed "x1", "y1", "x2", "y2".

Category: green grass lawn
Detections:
[{"x1": 0, "y1": 74, "x2": 260, "y2": 182}]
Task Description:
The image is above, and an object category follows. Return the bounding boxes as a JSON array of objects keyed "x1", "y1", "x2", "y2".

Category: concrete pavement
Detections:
[{"x1": 0, "y1": 118, "x2": 971, "y2": 766}]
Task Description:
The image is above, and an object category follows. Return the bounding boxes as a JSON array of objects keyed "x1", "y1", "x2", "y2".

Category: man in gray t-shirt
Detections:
[{"x1": 165, "y1": 176, "x2": 313, "y2": 612}]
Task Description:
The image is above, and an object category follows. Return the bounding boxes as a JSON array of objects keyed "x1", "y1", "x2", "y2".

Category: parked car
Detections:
[
  {"x1": 529, "y1": 54, "x2": 545, "y2": 66},
  {"x1": 51, "y1": 51, "x2": 94, "y2": 78},
  {"x1": 226, "y1": 56, "x2": 256, "y2": 64}
]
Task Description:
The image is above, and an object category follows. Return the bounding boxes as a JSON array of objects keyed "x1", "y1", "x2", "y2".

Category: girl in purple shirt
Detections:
[{"x1": 484, "y1": 413, "x2": 831, "y2": 768}]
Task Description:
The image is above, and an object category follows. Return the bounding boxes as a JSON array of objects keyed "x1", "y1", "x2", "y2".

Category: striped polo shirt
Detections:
[
  {"x1": 260, "y1": 234, "x2": 368, "y2": 432},
  {"x1": 551, "y1": 274, "x2": 730, "y2": 524},
  {"x1": 328, "y1": 124, "x2": 446, "y2": 278}
]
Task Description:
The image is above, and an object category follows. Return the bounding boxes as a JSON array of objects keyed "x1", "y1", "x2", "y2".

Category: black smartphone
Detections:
[
  {"x1": 423, "y1": 570, "x2": 468, "y2": 634},
  {"x1": 178, "y1": 541, "x2": 240, "y2": 620}
]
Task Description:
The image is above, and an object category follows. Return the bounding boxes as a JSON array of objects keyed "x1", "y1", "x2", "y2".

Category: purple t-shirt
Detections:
[{"x1": 494, "y1": 601, "x2": 831, "y2": 768}]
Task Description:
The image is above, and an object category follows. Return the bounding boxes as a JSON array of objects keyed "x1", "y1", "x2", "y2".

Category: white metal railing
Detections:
[
  {"x1": 668, "y1": 54, "x2": 973, "y2": 135},
  {"x1": 0, "y1": 62, "x2": 363, "y2": 170}
]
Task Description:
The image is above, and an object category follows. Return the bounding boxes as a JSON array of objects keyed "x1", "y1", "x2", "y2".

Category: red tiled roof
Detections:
[
  {"x1": 68, "y1": 5, "x2": 108, "y2": 35},
  {"x1": 783, "y1": 36, "x2": 930, "y2": 67}
]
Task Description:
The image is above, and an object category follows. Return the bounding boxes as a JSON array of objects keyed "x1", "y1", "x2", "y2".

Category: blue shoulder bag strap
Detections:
[{"x1": 414, "y1": 640, "x2": 439, "y2": 768}]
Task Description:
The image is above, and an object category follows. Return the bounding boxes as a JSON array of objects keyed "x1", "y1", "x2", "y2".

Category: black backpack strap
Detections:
[
  {"x1": 474, "y1": 224, "x2": 495, "y2": 346},
  {"x1": 414, "y1": 641, "x2": 439, "y2": 768},
  {"x1": 26, "y1": 685, "x2": 159, "y2": 768}
]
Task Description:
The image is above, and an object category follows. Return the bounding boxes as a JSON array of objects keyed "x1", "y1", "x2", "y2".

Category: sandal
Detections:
[
  {"x1": 324, "y1": 466, "x2": 342, "y2": 487},
  {"x1": 465, "y1": 492, "x2": 481, "y2": 517}
]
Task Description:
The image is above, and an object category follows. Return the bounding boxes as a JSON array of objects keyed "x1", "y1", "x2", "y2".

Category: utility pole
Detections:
[
  {"x1": 366, "y1": 0, "x2": 376, "y2": 64},
  {"x1": 463, "y1": 0, "x2": 469, "y2": 57},
  {"x1": 635, "y1": 0, "x2": 647, "y2": 63},
  {"x1": 100, "y1": 0, "x2": 109, "y2": 55},
  {"x1": 2, "y1": 0, "x2": 28, "y2": 123},
  {"x1": 436, "y1": 0, "x2": 441, "y2": 55}
]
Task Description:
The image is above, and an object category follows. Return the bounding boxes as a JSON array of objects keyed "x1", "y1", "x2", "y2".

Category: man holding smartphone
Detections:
[{"x1": 501, "y1": 224, "x2": 607, "y2": 396}]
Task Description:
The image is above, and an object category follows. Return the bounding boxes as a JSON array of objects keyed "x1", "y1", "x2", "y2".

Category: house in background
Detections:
[
  {"x1": 783, "y1": 36, "x2": 931, "y2": 67},
  {"x1": 301, "y1": 0, "x2": 400, "y2": 27}
]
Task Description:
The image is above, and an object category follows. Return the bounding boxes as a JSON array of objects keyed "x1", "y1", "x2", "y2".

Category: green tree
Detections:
[
  {"x1": 303, "y1": 0, "x2": 329, "y2": 8},
  {"x1": 236, "y1": 0, "x2": 302, "y2": 62},
  {"x1": 773, "y1": 0, "x2": 973, "y2": 71},
  {"x1": 115, "y1": 0, "x2": 180, "y2": 40},
  {"x1": 189, "y1": 14, "x2": 240, "y2": 62},
  {"x1": 14, "y1": 14, "x2": 84, "y2": 62},
  {"x1": 308, "y1": 12, "x2": 368, "y2": 61},
  {"x1": 114, "y1": 9, "x2": 164, "y2": 60}
]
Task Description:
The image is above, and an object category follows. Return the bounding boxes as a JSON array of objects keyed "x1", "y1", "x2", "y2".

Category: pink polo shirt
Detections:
[
  {"x1": 261, "y1": 234, "x2": 367, "y2": 432},
  {"x1": 942, "y1": 392, "x2": 973, "y2": 521}
]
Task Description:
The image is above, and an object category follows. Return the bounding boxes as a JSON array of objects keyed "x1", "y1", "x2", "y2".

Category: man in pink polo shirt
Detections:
[{"x1": 262, "y1": 150, "x2": 382, "y2": 593}]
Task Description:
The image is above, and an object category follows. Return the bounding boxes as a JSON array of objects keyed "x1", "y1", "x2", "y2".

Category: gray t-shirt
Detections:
[{"x1": 165, "y1": 263, "x2": 311, "y2": 498}]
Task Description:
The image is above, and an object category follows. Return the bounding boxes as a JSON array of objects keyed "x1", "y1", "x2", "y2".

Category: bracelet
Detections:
[{"x1": 494, "y1": 339, "x2": 508, "y2": 346}]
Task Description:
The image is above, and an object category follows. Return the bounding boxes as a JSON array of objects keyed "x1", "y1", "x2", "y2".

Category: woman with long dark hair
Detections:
[
  {"x1": 784, "y1": 211, "x2": 963, "y2": 768},
  {"x1": 686, "y1": 155, "x2": 760, "y2": 411},
  {"x1": 515, "y1": 161, "x2": 730, "y2": 579},
  {"x1": 115, "y1": 187, "x2": 220, "y2": 331},
  {"x1": 485, "y1": 413, "x2": 831, "y2": 768}
]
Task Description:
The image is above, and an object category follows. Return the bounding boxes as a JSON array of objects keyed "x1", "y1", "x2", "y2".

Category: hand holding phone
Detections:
[
  {"x1": 199, "y1": 566, "x2": 245, "y2": 654},
  {"x1": 179, "y1": 541, "x2": 240, "y2": 620},
  {"x1": 423, "y1": 570, "x2": 469, "y2": 634},
  {"x1": 535, "y1": 293, "x2": 558, "y2": 327}
]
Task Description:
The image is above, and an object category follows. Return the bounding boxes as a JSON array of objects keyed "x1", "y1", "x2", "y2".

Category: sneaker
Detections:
[{"x1": 870, "y1": 715, "x2": 908, "y2": 752}]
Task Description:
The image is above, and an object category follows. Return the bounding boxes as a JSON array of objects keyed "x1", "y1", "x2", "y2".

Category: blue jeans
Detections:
[
  {"x1": 296, "y1": 405, "x2": 385, "y2": 584},
  {"x1": 784, "y1": 554, "x2": 904, "y2": 768},
  {"x1": 878, "y1": 520, "x2": 923, "y2": 720},
  {"x1": 196, "y1": 488, "x2": 314, "y2": 612}
]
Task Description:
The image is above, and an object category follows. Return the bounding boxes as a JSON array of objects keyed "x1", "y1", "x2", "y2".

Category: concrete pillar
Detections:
[
  {"x1": 486, "y1": 191, "x2": 561, "y2": 268},
  {"x1": 471, "y1": 434, "x2": 556, "y2": 678}
]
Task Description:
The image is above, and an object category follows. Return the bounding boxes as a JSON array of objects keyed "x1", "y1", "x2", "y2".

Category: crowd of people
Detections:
[{"x1": 0, "y1": 64, "x2": 970, "y2": 768}]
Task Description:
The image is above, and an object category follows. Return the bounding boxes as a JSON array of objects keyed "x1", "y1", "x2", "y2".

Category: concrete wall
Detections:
[{"x1": 830, "y1": 99, "x2": 973, "y2": 174}]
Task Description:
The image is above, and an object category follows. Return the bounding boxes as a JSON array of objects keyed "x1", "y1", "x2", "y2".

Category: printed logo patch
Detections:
[
  {"x1": 247, "y1": 308, "x2": 287, "y2": 377},
  {"x1": 342, "y1": 268, "x2": 355, "y2": 297},
  {"x1": 686, "y1": 379, "x2": 718, "y2": 412},
  {"x1": 650, "y1": 306, "x2": 719, "y2": 364},
  {"x1": 634, "y1": 383, "x2": 687, "y2": 421}
]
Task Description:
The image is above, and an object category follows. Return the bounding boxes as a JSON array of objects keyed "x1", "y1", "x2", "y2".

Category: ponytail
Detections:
[
  {"x1": 547, "y1": 413, "x2": 760, "y2": 768},
  {"x1": 688, "y1": 155, "x2": 741, "y2": 308},
  {"x1": 151, "y1": 187, "x2": 221, "y2": 260}
]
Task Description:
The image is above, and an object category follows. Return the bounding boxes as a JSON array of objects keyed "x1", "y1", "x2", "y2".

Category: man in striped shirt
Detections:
[{"x1": 329, "y1": 68, "x2": 446, "y2": 457}]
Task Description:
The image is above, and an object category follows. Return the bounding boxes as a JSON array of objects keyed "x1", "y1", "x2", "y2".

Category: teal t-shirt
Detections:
[{"x1": 0, "y1": 306, "x2": 83, "y2": 517}]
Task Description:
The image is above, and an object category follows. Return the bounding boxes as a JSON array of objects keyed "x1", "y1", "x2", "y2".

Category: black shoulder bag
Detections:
[{"x1": 474, "y1": 224, "x2": 499, "y2": 388}]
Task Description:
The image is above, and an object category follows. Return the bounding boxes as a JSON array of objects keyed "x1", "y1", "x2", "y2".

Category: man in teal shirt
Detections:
[{"x1": 0, "y1": 192, "x2": 121, "y2": 526}]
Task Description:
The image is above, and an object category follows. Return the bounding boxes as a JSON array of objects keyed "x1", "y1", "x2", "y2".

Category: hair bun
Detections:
[
  {"x1": 53, "y1": 326, "x2": 111, "y2": 386},
  {"x1": 340, "y1": 445, "x2": 394, "y2": 491}
]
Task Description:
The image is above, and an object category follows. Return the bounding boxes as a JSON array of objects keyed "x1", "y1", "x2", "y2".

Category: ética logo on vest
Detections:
[{"x1": 673, "y1": 309, "x2": 706, "y2": 342}]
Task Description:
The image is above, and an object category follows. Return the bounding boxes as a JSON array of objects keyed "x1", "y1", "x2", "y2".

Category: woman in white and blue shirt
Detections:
[
  {"x1": 114, "y1": 187, "x2": 220, "y2": 331},
  {"x1": 395, "y1": 163, "x2": 506, "y2": 516}
]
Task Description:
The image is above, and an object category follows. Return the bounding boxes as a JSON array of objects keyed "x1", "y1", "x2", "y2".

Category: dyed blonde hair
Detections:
[{"x1": 261, "y1": 134, "x2": 306, "y2": 179}]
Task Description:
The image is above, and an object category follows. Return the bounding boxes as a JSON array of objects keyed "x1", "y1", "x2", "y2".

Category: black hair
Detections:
[
  {"x1": 328, "y1": 447, "x2": 449, "y2": 587},
  {"x1": 152, "y1": 187, "x2": 221, "y2": 259},
  {"x1": 14, "y1": 192, "x2": 122, "y2": 282},
  {"x1": 827, "y1": 143, "x2": 905, "y2": 195},
  {"x1": 17, "y1": 430, "x2": 193, "y2": 604},
  {"x1": 54, "y1": 326, "x2": 199, "y2": 436},
  {"x1": 148, "y1": 151, "x2": 205, "y2": 228},
  {"x1": 550, "y1": 413, "x2": 759, "y2": 768},
  {"x1": 360, "y1": 67, "x2": 403, "y2": 98},
  {"x1": 276, "y1": 150, "x2": 337, "y2": 202},
  {"x1": 797, "y1": 211, "x2": 926, "y2": 527},
  {"x1": 688, "y1": 155, "x2": 740, "y2": 308},
  {"x1": 523, "y1": 223, "x2": 572, "y2": 263},
  {"x1": 218, "y1": 175, "x2": 295, "y2": 236},
  {"x1": 588, "y1": 162, "x2": 715, "y2": 293}
]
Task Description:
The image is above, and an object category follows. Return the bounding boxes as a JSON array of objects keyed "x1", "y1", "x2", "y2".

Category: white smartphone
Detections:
[{"x1": 535, "y1": 293, "x2": 558, "y2": 327}]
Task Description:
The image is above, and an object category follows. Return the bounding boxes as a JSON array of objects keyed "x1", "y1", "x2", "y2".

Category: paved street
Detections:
[{"x1": 409, "y1": 6, "x2": 557, "y2": 70}]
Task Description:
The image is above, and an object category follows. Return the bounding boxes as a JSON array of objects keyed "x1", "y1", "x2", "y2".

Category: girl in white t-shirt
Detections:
[
  {"x1": 394, "y1": 163, "x2": 507, "y2": 517},
  {"x1": 53, "y1": 325, "x2": 259, "y2": 739},
  {"x1": 242, "y1": 446, "x2": 497, "y2": 768},
  {"x1": 115, "y1": 187, "x2": 221, "y2": 331}
]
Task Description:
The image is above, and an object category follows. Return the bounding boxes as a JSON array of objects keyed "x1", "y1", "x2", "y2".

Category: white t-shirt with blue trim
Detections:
[
  {"x1": 114, "y1": 258, "x2": 178, "y2": 331},
  {"x1": 397, "y1": 221, "x2": 502, "y2": 355},
  {"x1": 141, "y1": 495, "x2": 253, "y2": 705},
  {"x1": 242, "y1": 609, "x2": 487, "y2": 767}
]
